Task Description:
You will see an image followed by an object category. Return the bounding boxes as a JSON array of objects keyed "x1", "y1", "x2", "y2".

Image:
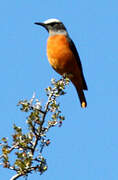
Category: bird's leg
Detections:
[{"x1": 62, "y1": 72, "x2": 73, "y2": 79}]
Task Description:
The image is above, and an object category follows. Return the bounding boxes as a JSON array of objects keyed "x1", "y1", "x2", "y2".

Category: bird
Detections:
[{"x1": 34, "y1": 18, "x2": 88, "y2": 108}]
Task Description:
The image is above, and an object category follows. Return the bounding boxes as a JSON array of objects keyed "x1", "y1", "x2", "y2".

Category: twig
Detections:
[
  {"x1": 42, "y1": 92, "x2": 53, "y2": 123},
  {"x1": 0, "y1": 155, "x2": 3, "y2": 159},
  {"x1": 10, "y1": 173, "x2": 23, "y2": 180},
  {"x1": 31, "y1": 135, "x2": 38, "y2": 155},
  {"x1": 8, "y1": 143, "x2": 19, "y2": 153}
]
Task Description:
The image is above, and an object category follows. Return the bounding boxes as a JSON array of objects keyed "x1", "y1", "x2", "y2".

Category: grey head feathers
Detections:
[{"x1": 34, "y1": 18, "x2": 68, "y2": 36}]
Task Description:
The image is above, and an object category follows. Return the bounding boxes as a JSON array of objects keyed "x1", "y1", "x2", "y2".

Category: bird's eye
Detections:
[
  {"x1": 50, "y1": 22, "x2": 57, "y2": 26},
  {"x1": 49, "y1": 22, "x2": 61, "y2": 27}
]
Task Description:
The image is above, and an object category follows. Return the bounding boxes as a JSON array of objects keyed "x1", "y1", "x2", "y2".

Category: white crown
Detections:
[{"x1": 44, "y1": 18, "x2": 61, "y2": 24}]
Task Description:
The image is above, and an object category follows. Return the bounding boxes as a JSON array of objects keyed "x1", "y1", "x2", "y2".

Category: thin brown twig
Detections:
[
  {"x1": 10, "y1": 173, "x2": 23, "y2": 180},
  {"x1": 41, "y1": 91, "x2": 54, "y2": 125}
]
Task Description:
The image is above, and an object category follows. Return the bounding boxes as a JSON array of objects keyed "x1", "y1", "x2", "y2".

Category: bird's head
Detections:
[{"x1": 34, "y1": 18, "x2": 68, "y2": 36}]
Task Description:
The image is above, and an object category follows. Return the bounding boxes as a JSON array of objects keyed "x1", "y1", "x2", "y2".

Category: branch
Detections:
[
  {"x1": 41, "y1": 91, "x2": 54, "y2": 125},
  {"x1": 0, "y1": 77, "x2": 69, "y2": 179},
  {"x1": 10, "y1": 173, "x2": 23, "y2": 180}
]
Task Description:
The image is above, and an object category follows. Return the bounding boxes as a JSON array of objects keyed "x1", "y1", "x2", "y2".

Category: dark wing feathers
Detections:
[{"x1": 68, "y1": 38, "x2": 88, "y2": 90}]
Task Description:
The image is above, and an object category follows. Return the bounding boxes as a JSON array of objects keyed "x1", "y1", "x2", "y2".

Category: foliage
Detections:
[{"x1": 0, "y1": 77, "x2": 69, "y2": 180}]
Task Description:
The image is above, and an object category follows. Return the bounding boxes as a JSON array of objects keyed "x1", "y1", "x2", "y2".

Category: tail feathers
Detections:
[{"x1": 75, "y1": 87, "x2": 87, "y2": 108}]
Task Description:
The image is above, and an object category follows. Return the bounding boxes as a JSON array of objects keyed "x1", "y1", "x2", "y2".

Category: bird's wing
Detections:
[{"x1": 68, "y1": 37, "x2": 88, "y2": 90}]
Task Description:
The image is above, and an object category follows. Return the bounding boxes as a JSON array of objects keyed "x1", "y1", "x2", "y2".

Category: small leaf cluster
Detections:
[{"x1": 0, "y1": 77, "x2": 69, "y2": 180}]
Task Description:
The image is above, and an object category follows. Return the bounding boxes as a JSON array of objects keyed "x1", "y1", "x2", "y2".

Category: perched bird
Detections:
[{"x1": 35, "y1": 18, "x2": 88, "y2": 108}]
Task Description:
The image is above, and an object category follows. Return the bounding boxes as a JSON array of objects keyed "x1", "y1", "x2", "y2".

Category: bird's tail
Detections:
[{"x1": 75, "y1": 86, "x2": 87, "y2": 108}]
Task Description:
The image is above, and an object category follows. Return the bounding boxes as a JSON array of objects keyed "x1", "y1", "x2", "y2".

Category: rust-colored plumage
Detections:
[{"x1": 35, "y1": 19, "x2": 88, "y2": 108}]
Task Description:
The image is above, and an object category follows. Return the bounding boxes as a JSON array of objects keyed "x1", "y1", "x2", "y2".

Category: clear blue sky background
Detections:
[{"x1": 0, "y1": 0, "x2": 118, "y2": 179}]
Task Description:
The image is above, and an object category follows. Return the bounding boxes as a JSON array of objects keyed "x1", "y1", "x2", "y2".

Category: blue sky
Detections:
[{"x1": 0, "y1": 0, "x2": 118, "y2": 179}]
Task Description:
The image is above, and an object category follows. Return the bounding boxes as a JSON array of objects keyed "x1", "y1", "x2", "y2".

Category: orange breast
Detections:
[{"x1": 47, "y1": 34, "x2": 76, "y2": 75}]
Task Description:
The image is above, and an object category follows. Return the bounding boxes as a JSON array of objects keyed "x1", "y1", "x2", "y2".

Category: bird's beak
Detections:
[
  {"x1": 34, "y1": 22, "x2": 49, "y2": 32},
  {"x1": 34, "y1": 22, "x2": 45, "y2": 27}
]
